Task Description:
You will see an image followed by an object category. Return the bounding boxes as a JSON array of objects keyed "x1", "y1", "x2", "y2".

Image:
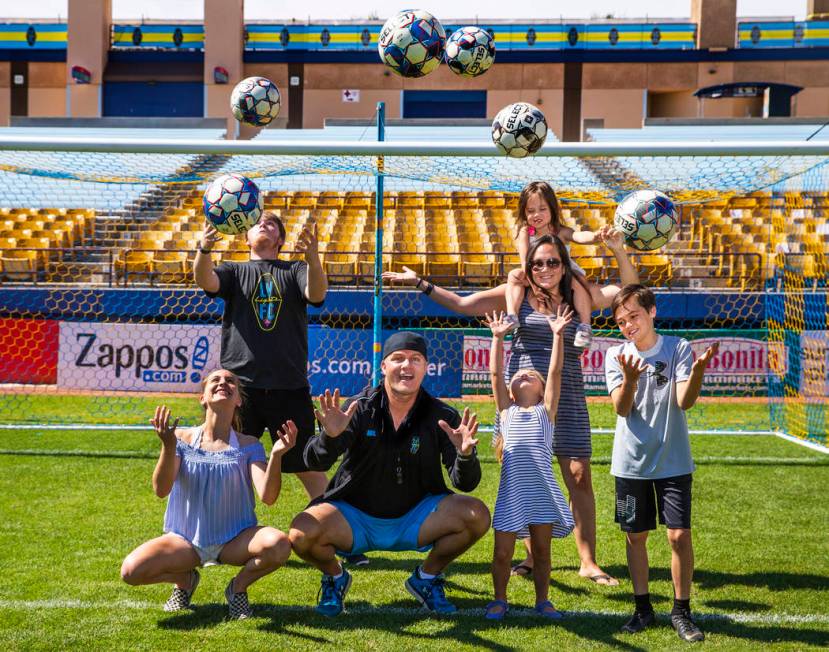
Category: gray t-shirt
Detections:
[
  {"x1": 605, "y1": 335, "x2": 694, "y2": 480},
  {"x1": 206, "y1": 260, "x2": 323, "y2": 390}
]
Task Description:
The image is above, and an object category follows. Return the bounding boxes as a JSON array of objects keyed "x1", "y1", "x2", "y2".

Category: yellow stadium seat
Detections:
[
  {"x1": 16, "y1": 237, "x2": 51, "y2": 267},
  {"x1": 152, "y1": 251, "x2": 188, "y2": 284},
  {"x1": 0, "y1": 250, "x2": 37, "y2": 280}
]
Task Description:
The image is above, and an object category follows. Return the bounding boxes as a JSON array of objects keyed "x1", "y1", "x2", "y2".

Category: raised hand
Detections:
[
  {"x1": 271, "y1": 420, "x2": 298, "y2": 457},
  {"x1": 314, "y1": 389, "x2": 358, "y2": 438},
  {"x1": 199, "y1": 221, "x2": 223, "y2": 252},
  {"x1": 295, "y1": 220, "x2": 319, "y2": 259},
  {"x1": 486, "y1": 311, "x2": 515, "y2": 339},
  {"x1": 150, "y1": 405, "x2": 179, "y2": 447},
  {"x1": 617, "y1": 353, "x2": 648, "y2": 383},
  {"x1": 547, "y1": 304, "x2": 574, "y2": 336},
  {"x1": 692, "y1": 342, "x2": 719, "y2": 374},
  {"x1": 381, "y1": 265, "x2": 419, "y2": 286},
  {"x1": 438, "y1": 407, "x2": 479, "y2": 457},
  {"x1": 598, "y1": 224, "x2": 626, "y2": 252}
]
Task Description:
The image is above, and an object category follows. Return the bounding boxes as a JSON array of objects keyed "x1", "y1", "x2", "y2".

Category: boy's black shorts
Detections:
[
  {"x1": 614, "y1": 474, "x2": 693, "y2": 533},
  {"x1": 238, "y1": 386, "x2": 317, "y2": 474}
]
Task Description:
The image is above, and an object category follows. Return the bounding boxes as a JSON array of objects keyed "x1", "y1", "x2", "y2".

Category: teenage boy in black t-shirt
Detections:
[{"x1": 194, "y1": 211, "x2": 329, "y2": 501}]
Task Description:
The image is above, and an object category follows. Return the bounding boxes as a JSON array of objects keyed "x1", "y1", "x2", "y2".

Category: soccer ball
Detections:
[
  {"x1": 202, "y1": 174, "x2": 263, "y2": 235},
  {"x1": 491, "y1": 103, "x2": 548, "y2": 158},
  {"x1": 445, "y1": 27, "x2": 495, "y2": 77},
  {"x1": 614, "y1": 190, "x2": 679, "y2": 251},
  {"x1": 378, "y1": 10, "x2": 446, "y2": 78},
  {"x1": 230, "y1": 76, "x2": 281, "y2": 127}
]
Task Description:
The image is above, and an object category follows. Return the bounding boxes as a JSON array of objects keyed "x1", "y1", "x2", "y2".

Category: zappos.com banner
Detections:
[
  {"x1": 57, "y1": 322, "x2": 221, "y2": 392},
  {"x1": 308, "y1": 327, "x2": 464, "y2": 397}
]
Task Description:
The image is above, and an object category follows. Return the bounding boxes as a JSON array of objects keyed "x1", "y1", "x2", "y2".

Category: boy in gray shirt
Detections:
[{"x1": 605, "y1": 284, "x2": 718, "y2": 643}]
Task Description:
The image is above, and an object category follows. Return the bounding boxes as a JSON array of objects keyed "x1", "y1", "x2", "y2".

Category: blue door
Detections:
[
  {"x1": 402, "y1": 90, "x2": 486, "y2": 119},
  {"x1": 103, "y1": 81, "x2": 203, "y2": 117}
]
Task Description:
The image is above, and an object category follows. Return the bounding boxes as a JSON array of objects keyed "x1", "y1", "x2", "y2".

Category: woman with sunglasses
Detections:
[{"x1": 383, "y1": 229, "x2": 638, "y2": 587}]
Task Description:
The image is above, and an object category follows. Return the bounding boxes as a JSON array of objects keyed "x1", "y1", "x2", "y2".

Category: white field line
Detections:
[
  {"x1": 774, "y1": 432, "x2": 829, "y2": 455},
  {"x1": 0, "y1": 599, "x2": 827, "y2": 625}
]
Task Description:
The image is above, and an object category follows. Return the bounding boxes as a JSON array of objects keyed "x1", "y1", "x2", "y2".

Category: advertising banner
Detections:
[
  {"x1": 0, "y1": 318, "x2": 59, "y2": 384},
  {"x1": 57, "y1": 322, "x2": 221, "y2": 392}
]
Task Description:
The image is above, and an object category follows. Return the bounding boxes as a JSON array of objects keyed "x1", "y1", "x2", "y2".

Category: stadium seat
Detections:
[
  {"x1": 152, "y1": 251, "x2": 188, "y2": 284},
  {"x1": 0, "y1": 250, "x2": 37, "y2": 281}
]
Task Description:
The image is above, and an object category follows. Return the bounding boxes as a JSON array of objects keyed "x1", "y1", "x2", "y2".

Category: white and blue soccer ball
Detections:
[
  {"x1": 491, "y1": 102, "x2": 548, "y2": 158},
  {"x1": 230, "y1": 76, "x2": 281, "y2": 127},
  {"x1": 203, "y1": 173, "x2": 263, "y2": 235},
  {"x1": 614, "y1": 190, "x2": 679, "y2": 251},
  {"x1": 378, "y1": 10, "x2": 446, "y2": 78},
  {"x1": 445, "y1": 26, "x2": 495, "y2": 77}
]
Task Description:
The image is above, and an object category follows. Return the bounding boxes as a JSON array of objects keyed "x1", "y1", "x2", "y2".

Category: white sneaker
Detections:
[{"x1": 573, "y1": 323, "x2": 593, "y2": 348}]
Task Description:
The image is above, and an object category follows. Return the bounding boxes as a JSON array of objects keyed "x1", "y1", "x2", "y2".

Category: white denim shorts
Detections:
[{"x1": 173, "y1": 533, "x2": 225, "y2": 566}]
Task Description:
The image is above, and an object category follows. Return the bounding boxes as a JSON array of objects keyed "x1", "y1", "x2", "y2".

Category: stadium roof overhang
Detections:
[{"x1": 694, "y1": 82, "x2": 803, "y2": 99}]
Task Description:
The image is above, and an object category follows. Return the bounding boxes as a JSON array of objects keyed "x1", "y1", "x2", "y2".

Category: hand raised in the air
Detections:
[
  {"x1": 150, "y1": 405, "x2": 179, "y2": 447},
  {"x1": 438, "y1": 407, "x2": 479, "y2": 457},
  {"x1": 314, "y1": 389, "x2": 358, "y2": 438},
  {"x1": 692, "y1": 342, "x2": 719, "y2": 374},
  {"x1": 199, "y1": 221, "x2": 223, "y2": 252},
  {"x1": 546, "y1": 303, "x2": 574, "y2": 336},
  {"x1": 381, "y1": 265, "x2": 419, "y2": 286},
  {"x1": 271, "y1": 420, "x2": 298, "y2": 457},
  {"x1": 617, "y1": 354, "x2": 648, "y2": 383},
  {"x1": 486, "y1": 311, "x2": 515, "y2": 339},
  {"x1": 598, "y1": 224, "x2": 625, "y2": 252},
  {"x1": 296, "y1": 220, "x2": 319, "y2": 259}
]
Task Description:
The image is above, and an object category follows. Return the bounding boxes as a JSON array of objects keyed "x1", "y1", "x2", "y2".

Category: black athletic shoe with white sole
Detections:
[
  {"x1": 672, "y1": 611, "x2": 705, "y2": 642},
  {"x1": 620, "y1": 610, "x2": 655, "y2": 634}
]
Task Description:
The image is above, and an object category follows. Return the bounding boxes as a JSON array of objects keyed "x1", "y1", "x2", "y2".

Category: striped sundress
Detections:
[
  {"x1": 492, "y1": 404, "x2": 575, "y2": 538},
  {"x1": 503, "y1": 294, "x2": 593, "y2": 458}
]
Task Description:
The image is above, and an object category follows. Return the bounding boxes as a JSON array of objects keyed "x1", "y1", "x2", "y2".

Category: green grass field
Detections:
[{"x1": 1, "y1": 396, "x2": 827, "y2": 650}]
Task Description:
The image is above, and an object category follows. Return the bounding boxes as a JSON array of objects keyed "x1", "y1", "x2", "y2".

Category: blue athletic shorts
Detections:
[{"x1": 330, "y1": 494, "x2": 449, "y2": 556}]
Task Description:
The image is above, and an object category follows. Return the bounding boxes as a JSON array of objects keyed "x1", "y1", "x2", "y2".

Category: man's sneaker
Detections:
[
  {"x1": 224, "y1": 577, "x2": 253, "y2": 620},
  {"x1": 316, "y1": 568, "x2": 352, "y2": 617},
  {"x1": 573, "y1": 323, "x2": 593, "y2": 348},
  {"x1": 340, "y1": 553, "x2": 370, "y2": 567},
  {"x1": 672, "y1": 610, "x2": 705, "y2": 642},
  {"x1": 163, "y1": 568, "x2": 200, "y2": 612},
  {"x1": 620, "y1": 610, "x2": 655, "y2": 634},
  {"x1": 404, "y1": 566, "x2": 457, "y2": 615}
]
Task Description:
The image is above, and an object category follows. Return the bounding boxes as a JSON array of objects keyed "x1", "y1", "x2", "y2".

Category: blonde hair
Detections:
[{"x1": 200, "y1": 369, "x2": 245, "y2": 433}]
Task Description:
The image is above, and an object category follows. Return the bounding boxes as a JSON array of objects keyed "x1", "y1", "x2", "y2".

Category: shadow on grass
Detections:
[
  {"x1": 600, "y1": 564, "x2": 829, "y2": 593},
  {"x1": 704, "y1": 598, "x2": 770, "y2": 612}
]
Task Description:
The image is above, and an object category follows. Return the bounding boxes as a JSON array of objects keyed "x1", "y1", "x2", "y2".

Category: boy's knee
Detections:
[
  {"x1": 626, "y1": 531, "x2": 649, "y2": 546},
  {"x1": 289, "y1": 512, "x2": 320, "y2": 552},
  {"x1": 667, "y1": 528, "x2": 692, "y2": 549}
]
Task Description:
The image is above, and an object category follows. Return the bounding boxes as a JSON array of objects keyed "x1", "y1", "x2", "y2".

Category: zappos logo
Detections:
[{"x1": 189, "y1": 336, "x2": 210, "y2": 383}]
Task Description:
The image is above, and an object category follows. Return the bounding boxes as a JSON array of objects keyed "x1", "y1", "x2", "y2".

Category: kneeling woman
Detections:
[{"x1": 121, "y1": 369, "x2": 296, "y2": 619}]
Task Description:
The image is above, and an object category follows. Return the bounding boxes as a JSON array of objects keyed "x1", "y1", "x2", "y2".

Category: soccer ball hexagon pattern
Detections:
[
  {"x1": 445, "y1": 26, "x2": 496, "y2": 77},
  {"x1": 230, "y1": 76, "x2": 281, "y2": 127},
  {"x1": 378, "y1": 10, "x2": 446, "y2": 78},
  {"x1": 202, "y1": 173, "x2": 264, "y2": 235},
  {"x1": 613, "y1": 189, "x2": 679, "y2": 251},
  {"x1": 491, "y1": 102, "x2": 548, "y2": 158}
]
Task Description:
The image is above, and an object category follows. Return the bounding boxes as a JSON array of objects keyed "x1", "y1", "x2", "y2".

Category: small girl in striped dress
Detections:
[
  {"x1": 484, "y1": 307, "x2": 576, "y2": 621},
  {"x1": 121, "y1": 369, "x2": 297, "y2": 620}
]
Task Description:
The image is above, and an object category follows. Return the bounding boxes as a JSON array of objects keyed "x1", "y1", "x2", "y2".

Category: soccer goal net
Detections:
[{"x1": 0, "y1": 133, "x2": 825, "y2": 445}]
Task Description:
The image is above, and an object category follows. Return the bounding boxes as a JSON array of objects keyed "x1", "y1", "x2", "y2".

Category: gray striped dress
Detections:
[{"x1": 503, "y1": 294, "x2": 593, "y2": 458}]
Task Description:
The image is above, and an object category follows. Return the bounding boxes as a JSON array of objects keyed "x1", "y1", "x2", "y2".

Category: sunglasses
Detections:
[{"x1": 531, "y1": 257, "x2": 562, "y2": 271}]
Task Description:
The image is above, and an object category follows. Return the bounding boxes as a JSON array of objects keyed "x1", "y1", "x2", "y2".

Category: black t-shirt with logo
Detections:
[{"x1": 206, "y1": 259, "x2": 323, "y2": 390}]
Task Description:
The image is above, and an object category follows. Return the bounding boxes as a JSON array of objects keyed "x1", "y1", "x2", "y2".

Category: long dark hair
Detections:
[
  {"x1": 515, "y1": 181, "x2": 563, "y2": 238},
  {"x1": 524, "y1": 235, "x2": 583, "y2": 316}
]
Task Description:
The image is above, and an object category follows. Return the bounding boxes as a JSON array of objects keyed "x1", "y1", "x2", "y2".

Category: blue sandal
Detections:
[
  {"x1": 485, "y1": 600, "x2": 508, "y2": 621},
  {"x1": 535, "y1": 600, "x2": 563, "y2": 620}
]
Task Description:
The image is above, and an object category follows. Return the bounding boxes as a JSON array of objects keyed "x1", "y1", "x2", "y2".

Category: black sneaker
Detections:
[
  {"x1": 163, "y1": 569, "x2": 200, "y2": 612},
  {"x1": 341, "y1": 553, "x2": 370, "y2": 567},
  {"x1": 620, "y1": 610, "x2": 655, "y2": 634},
  {"x1": 672, "y1": 611, "x2": 705, "y2": 642},
  {"x1": 225, "y1": 578, "x2": 253, "y2": 620}
]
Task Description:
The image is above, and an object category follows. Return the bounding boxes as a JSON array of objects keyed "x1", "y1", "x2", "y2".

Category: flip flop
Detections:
[
  {"x1": 510, "y1": 563, "x2": 533, "y2": 577},
  {"x1": 535, "y1": 600, "x2": 564, "y2": 620},
  {"x1": 586, "y1": 573, "x2": 620, "y2": 586},
  {"x1": 485, "y1": 600, "x2": 508, "y2": 621}
]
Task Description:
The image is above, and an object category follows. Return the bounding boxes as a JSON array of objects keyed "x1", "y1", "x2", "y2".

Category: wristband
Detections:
[
  {"x1": 415, "y1": 277, "x2": 424, "y2": 289},
  {"x1": 457, "y1": 448, "x2": 475, "y2": 460},
  {"x1": 199, "y1": 247, "x2": 212, "y2": 255},
  {"x1": 423, "y1": 280, "x2": 434, "y2": 296}
]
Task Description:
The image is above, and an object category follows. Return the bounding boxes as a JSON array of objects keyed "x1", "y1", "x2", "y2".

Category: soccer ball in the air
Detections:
[
  {"x1": 491, "y1": 103, "x2": 548, "y2": 158},
  {"x1": 203, "y1": 174, "x2": 263, "y2": 235},
  {"x1": 614, "y1": 190, "x2": 679, "y2": 251},
  {"x1": 230, "y1": 76, "x2": 281, "y2": 127},
  {"x1": 445, "y1": 27, "x2": 495, "y2": 77},
  {"x1": 378, "y1": 10, "x2": 446, "y2": 78}
]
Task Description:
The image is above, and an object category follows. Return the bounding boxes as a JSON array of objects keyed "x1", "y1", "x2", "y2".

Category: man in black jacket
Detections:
[{"x1": 289, "y1": 332, "x2": 490, "y2": 617}]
